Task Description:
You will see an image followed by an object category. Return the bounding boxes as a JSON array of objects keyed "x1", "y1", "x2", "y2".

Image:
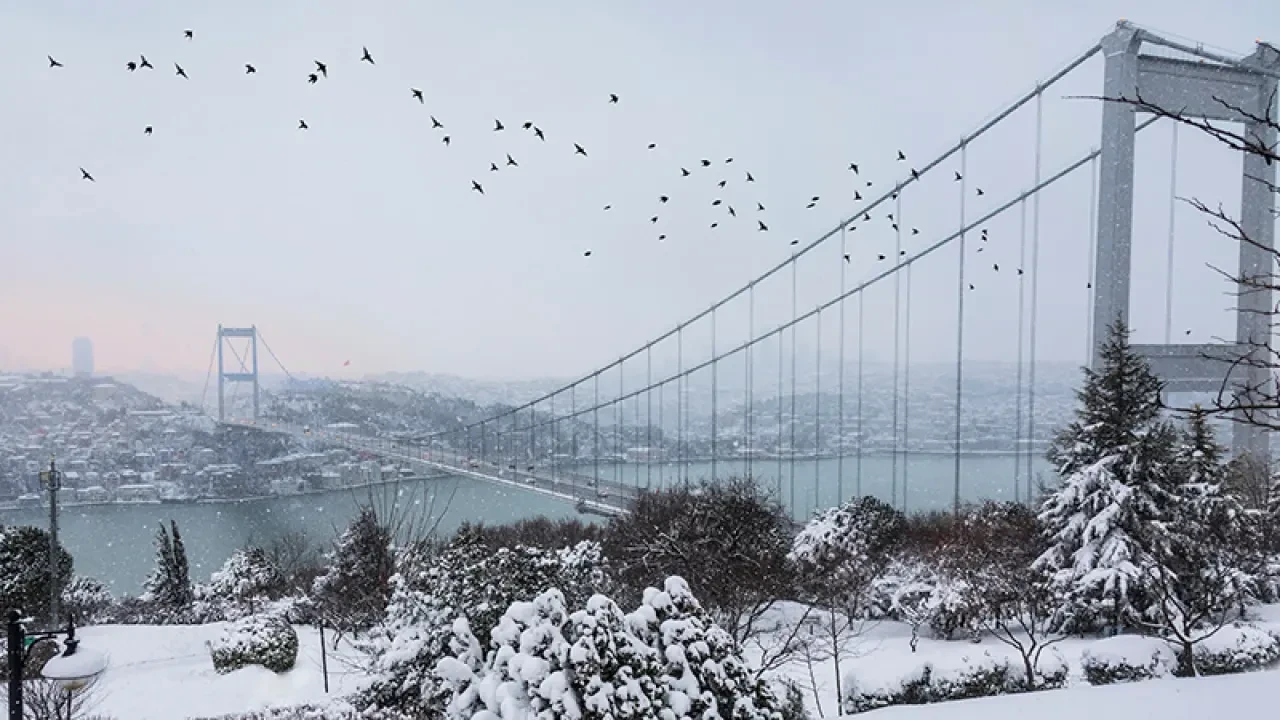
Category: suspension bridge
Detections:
[{"x1": 207, "y1": 22, "x2": 1279, "y2": 520}]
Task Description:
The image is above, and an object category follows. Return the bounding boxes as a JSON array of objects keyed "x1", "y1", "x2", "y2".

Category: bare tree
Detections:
[
  {"x1": 1090, "y1": 88, "x2": 1280, "y2": 433},
  {"x1": 0, "y1": 676, "x2": 105, "y2": 720}
]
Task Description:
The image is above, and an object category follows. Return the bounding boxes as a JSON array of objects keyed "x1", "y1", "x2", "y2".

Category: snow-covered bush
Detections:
[
  {"x1": 779, "y1": 680, "x2": 809, "y2": 720},
  {"x1": 209, "y1": 612, "x2": 299, "y2": 674},
  {"x1": 1192, "y1": 624, "x2": 1280, "y2": 676},
  {"x1": 60, "y1": 576, "x2": 114, "y2": 625},
  {"x1": 842, "y1": 652, "x2": 1034, "y2": 715},
  {"x1": 1079, "y1": 643, "x2": 1173, "y2": 685},
  {"x1": 191, "y1": 702, "x2": 413, "y2": 720},
  {"x1": 204, "y1": 547, "x2": 283, "y2": 620}
]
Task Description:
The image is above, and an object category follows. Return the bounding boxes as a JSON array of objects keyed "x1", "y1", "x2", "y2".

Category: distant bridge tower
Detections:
[
  {"x1": 217, "y1": 325, "x2": 260, "y2": 423},
  {"x1": 1091, "y1": 21, "x2": 1280, "y2": 460}
]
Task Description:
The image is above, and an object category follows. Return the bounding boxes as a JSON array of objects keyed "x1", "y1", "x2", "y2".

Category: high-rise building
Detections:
[{"x1": 71, "y1": 337, "x2": 94, "y2": 377}]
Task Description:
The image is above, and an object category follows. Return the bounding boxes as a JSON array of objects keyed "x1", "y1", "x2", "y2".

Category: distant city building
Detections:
[{"x1": 71, "y1": 337, "x2": 94, "y2": 377}]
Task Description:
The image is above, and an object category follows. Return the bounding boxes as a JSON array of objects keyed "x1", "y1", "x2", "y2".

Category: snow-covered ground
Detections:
[{"x1": 71, "y1": 606, "x2": 1280, "y2": 719}]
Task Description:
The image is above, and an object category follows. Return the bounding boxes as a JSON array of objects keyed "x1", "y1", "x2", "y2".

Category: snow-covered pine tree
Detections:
[
  {"x1": 633, "y1": 576, "x2": 782, "y2": 720},
  {"x1": 207, "y1": 546, "x2": 284, "y2": 619},
  {"x1": 564, "y1": 594, "x2": 666, "y2": 720},
  {"x1": 468, "y1": 589, "x2": 574, "y2": 719},
  {"x1": 790, "y1": 495, "x2": 904, "y2": 610},
  {"x1": 141, "y1": 520, "x2": 194, "y2": 620},
  {"x1": 1035, "y1": 319, "x2": 1180, "y2": 635},
  {"x1": 1143, "y1": 410, "x2": 1266, "y2": 675},
  {"x1": 311, "y1": 507, "x2": 395, "y2": 635}
]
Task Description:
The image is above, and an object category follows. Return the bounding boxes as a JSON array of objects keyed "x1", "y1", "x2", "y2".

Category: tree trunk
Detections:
[
  {"x1": 1176, "y1": 639, "x2": 1197, "y2": 678},
  {"x1": 1022, "y1": 653, "x2": 1037, "y2": 690}
]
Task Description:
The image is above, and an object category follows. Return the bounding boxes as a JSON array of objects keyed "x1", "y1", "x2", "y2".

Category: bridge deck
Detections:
[{"x1": 231, "y1": 421, "x2": 636, "y2": 516}]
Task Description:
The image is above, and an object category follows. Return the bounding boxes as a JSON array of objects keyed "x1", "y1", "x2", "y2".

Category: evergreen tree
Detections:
[
  {"x1": 142, "y1": 520, "x2": 194, "y2": 619},
  {"x1": 206, "y1": 547, "x2": 284, "y2": 618},
  {"x1": 311, "y1": 507, "x2": 395, "y2": 635},
  {"x1": 0, "y1": 525, "x2": 74, "y2": 623},
  {"x1": 1035, "y1": 320, "x2": 1180, "y2": 635},
  {"x1": 1144, "y1": 412, "x2": 1266, "y2": 675},
  {"x1": 564, "y1": 594, "x2": 666, "y2": 720}
]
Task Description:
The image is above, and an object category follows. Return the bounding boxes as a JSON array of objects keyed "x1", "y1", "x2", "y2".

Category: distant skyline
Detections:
[{"x1": 2, "y1": 1, "x2": 1276, "y2": 381}]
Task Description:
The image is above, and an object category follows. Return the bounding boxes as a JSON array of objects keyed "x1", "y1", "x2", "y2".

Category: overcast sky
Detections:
[{"x1": 1, "y1": 0, "x2": 1276, "y2": 381}]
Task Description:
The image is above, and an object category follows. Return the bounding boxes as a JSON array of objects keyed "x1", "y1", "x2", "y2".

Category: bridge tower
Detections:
[
  {"x1": 1091, "y1": 21, "x2": 1280, "y2": 460},
  {"x1": 216, "y1": 325, "x2": 260, "y2": 423}
]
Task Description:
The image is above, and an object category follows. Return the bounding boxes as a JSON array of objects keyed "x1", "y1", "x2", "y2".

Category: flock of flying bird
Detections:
[{"x1": 45, "y1": 29, "x2": 1026, "y2": 289}]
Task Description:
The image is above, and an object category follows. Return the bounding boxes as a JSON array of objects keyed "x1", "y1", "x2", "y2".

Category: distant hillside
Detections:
[{"x1": 365, "y1": 371, "x2": 571, "y2": 407}]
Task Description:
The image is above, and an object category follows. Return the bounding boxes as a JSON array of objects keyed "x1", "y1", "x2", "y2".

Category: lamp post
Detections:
[
  {"x1": 6, "y1": 610, "x2": 107, "y2": 720},
  {"x1": 37, "y1": 458, "x2": 62, "y2": 625}
]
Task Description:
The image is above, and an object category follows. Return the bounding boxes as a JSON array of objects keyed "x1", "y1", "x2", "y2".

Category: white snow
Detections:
[
  {"x1": 857, "y1": 669, "x2": 1275, "y2": 719},
  {"x1": 61, "y1": 604, "x2": 1280, "y2": 719}
]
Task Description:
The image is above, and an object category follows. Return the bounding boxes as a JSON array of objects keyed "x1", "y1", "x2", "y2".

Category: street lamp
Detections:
[{"x1": 6, "y1": 610, "x2": 107, "y2": 720}]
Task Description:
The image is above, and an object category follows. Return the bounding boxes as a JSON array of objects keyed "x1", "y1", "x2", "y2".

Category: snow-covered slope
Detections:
[{"x1": 860, "y1": 669, "x2": 1274, "y2": 719}]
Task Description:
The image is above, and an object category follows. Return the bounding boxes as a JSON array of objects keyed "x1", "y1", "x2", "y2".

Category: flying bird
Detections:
[
  {"x1": 431, "y1": 115, "x2": 444, "y2": 129},
  {"x1": 648, "y1": 143, "x2": 657, "y2": 150},
  {"x1": 493, "y1": 119, "x2": 504, "y2": 131},
  {"x1": 650, "y1": 216, "x2": 659, "y2": 224},
  {"x1": 658, "y1": 234, "x2": 667, "y2": 241},
  {"x1": 725, "y1": 158, "x2": 734, "y2": 164},
  {"x1": 308, "y1": 73, "x2": 318, "y2": 84},
  {"x1": 360, "y1": 46, "x2": 375, "y2": 64},
  {"x1": 583, "y1": 250, "x2": 592, "y2": 257},
  {"x1": 506, "y1": 154, "x2": 518, "y2": 167},
  {"x1": 854, "y1": 191, "x2": 862, "y2": 201},
  {"x1": 954, "y1": 171, "x2": 962, "y2": 181},
  {"x1": 533, "y1": 127, "x2": 545, "y2": 141},
  {"x1": 184, "y1": 29, "x2": 193, "y2": 39},
  {"x1": 603, "y1": 205, "x2": 612, "y2": 211},
  {"x1": 746, "y1": 172, "x2": 755, "y2": 182},
  {"x1": 298, "y1": 119, "x2": 308, "y2": 129},
  {"x1": 681, "y1": 168, "x2": 691, "y2": 177},
  {"x1": 314, "y1": 60, "x2": 327, "y2": 77},
  {"x1": 911, "y1": 228, "x2": 919, "y2": 235},
  {"x1": 472, "y1": 180, "x2": 484, "y2": 194},
  {"x1": 757, "y1": 202, "x2": 765, "y2": 211},
  {"x1": 712, "y1": 199, "x2": 722, "y2": 206},
  {"x1": 910, "y1": 168, "x2": 920, "y2": 181},
  {"x1": 245, "y1": 64, "x2": 256, "y2": 74},
  {"x1": 897, "y1": 150, "x2": 906, "y2": 161},
  {"x1": 175, "y1": 63, "x2": 188, "y2": 78},
  {"x1": 411, "y1": 88, "x2": 424, "y2": 103},
  {"x1": 969, "y1": 284, "x2": 975, "y2": 291},
  {"x1": 574, "y1": 143, "x2": 588, "y2": 156},
  {"x1": 659, "y1": 195, "x2": 669, "y2": 203},
  {"x1": 490, "y1": 163, "x2": 500, "y2": 172},
  {"x1": 710, "y1": 222, "x2": 719, "y2": 228},
  {"x1": 127, "y1": 61, "x2": 137, "y2": 71},
  {"x1": 718, "y1": 180, "x2": 727, "y2": 188},
  {"x1": 728, "y1": 206, "x2": 736, "y2": 217},
  {"x1": 143, "y1": 125, "x2": 153, "y2": 135},
  {"x1": 758, "y1": 221, "x2": 768, "y2": 231},
  {"x1": 878, "y1": 254, "x2": 886, "y2": 261},
  {"x1": 848, "y1": 163, "x2": 859, "y2": 174},
  {"x1": 522, "y1": 121, "x2": 533, "y2": 130},
  {"x1": 139, "y1": 55, "x2": 153, "y2": 69},
  {"x1": 79, "y1": 167, "x2": 94, "y2": 181},
  {"x1": 442, "y1": 135, "x2": 451, "y2": 145},
  {"x1": 993, "y1": 264, "x2": 1000, "y2": 272},
  {"x1": 48, "y1": 55, "x2": 63, "y2": 68},
  {"x1": 806, "y1": 202, "x2": 816, "y2": 209},
  {"x1": 609, "y1": 93, "x2": 619, "y2": 103},
  {"x1": 701, "y1": 159, "x2": 711, "y2": 167},
  {"x1": 976, "y1": 188, "x2": 985, "y2": 196}
]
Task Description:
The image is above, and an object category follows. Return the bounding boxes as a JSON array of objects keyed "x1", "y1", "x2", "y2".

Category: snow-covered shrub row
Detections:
[
  {"x1": 1079, "y1": 646, "x2": 1173, "y2": 686},
  {"x1": 842, "y1": 650, "x2": 1066, "y2": 715},
  {"x1": 1192, "y1": 624, "x2": 1280, "y2": 676},
  {"x1": 61, "y1": 575, "x2": 115, "y2": 624},
  {"x1": 431, "y1": 577, "x2": 781, "y2": 720},
  {"x1": 190, "y1": 702, "x2": 413, "y2": 720},
  {"x1": 209, "y1": 612, "x2": 299, "y2": 675}
]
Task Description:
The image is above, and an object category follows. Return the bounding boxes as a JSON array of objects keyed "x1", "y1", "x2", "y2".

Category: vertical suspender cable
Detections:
[
  {"x1": 1014, "y1": 199, "x2": 1027, "y2": 504},
  {"x1": 677, "y1": 326, "x2": 684, "y2": 486},
  {"x1": 856, "y1": 293, "x2": 865, "y2": 498},
  {"x1": 571, "y1": 387, "x2": 578, "y2": 498},
  {"x1": 777, "y1": 323, "x2": 785, "y2": 504},
  {"x1": 646, "y1": 347, "x2": 652, "y2": 490},
  {"x1": 711, "y1": 307, "x2": 719, "y2": 482},
  {"x1": 814, "y1": 308, "x2": 823, "y2": 514},
  {"x1": 1026, "y1": 89, "x2": 1045, "y2": 504},
  {"x1": 658, "y1": 380, "x2": 665, "y2": 490},
  {"x1": 747, "y1": 284, "x2": 755, "y2": 481},
  {"x1": 1086, "y1": 156, "x2": 1099, "y2": 360},
  {"x1": 633, "y1": 375, "x2": 640, "y2": 488},
  {"x1": 901, "y1": 194, "x2": 913, "y2": 513},
  {"x1": 617, "y1": 363, "x2": 623, "y2": 488},
  {"x1": 891, "y1": 186, "x2": 903, "y2": 510},
  {"x1": 551, "y1": 394, "x2": 557, "y2": 484},
  {"x1": 593, "y1": 375, "x2": 600, "y2": 490},
  {"x1": 953, "y1": 143, "x2": 968, "y2": 516},
  {"x1": 790, "y1": 258, "x2": 799, "y2": 519},
  {"x1": 1164, "y1": 124, "x2": 1178, "y2": 345},
  {"x1": 838, "y1": 225, "x2": 847, "y2": 505}
]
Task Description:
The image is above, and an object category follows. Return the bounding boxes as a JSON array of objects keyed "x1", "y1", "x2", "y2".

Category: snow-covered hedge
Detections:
[
  {"x1": 191, "y1": 702, "x2": 413, "y2": 720},
  {"x1": 1193, "y1": 624, "x2": 1280, "y2": 676},
  {"x1": 209, "y1": 613, "x2": 299, "y2": 675},
  {"x1": 842, "y1": 651, "x2": 1056, "y2": 715},
  {"x1": 61, "y1": 576, "x2": 115, "y2": 624},
  {"x1": 1079, "y1": 638, "x2": 1174, "y2": 686}
]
